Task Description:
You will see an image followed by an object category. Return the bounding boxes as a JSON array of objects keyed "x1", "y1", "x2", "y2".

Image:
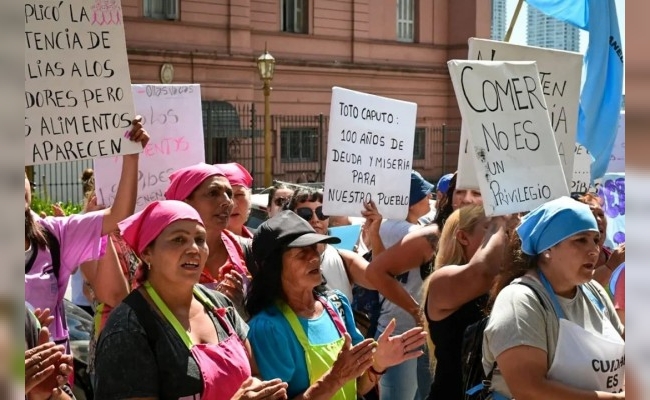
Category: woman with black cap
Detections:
[{"x1": 246, "y1": 211, "x2": 427, "y2": 399}]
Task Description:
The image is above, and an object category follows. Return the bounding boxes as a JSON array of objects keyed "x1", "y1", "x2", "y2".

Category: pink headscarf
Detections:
[
  {"x1": 118, "y1": 200, "x2": 204, "y2": 255},
  {"x1": 216, "y1": 162, "x2": 253, "y2": 189},
  {"x1": 164, "y1": 163, "x2": 225, "y2": 201}
]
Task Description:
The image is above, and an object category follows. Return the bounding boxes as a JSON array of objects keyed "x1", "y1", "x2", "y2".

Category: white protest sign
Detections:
[
  {"x1": 457, "y1": 39, "x2": 583, "y2": 190},
  {"x1": 94, "y1": 84, "x2": 205, "y2": 211},
  {"x1": 448, "y1": 60, "x2": 569, "y2": 216},
  {"x1": 572, "y1": 143, "x2": 593, "y2": 194},
  {"x1": 607, "y1": 111, "x2": 625, "y2": 173},
  {"x1": 25, "y1": 0, "x2": 141, "y2": 166},
  {"x1": 322, "y1": 87, "x2": 416, "y2": 220}
]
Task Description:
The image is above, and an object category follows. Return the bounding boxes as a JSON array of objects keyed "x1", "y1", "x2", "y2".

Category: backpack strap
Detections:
[
  {"x1": 44, "y1": 228, "x2": 61, "y2": 280},
  {"x1": 472, "y1": 281, "x2": 548, "y2": 397},
  {"x1": 123, "y1": 290, "x2": 161, "y2": 350},
  {"x1": 25, "y1": 227, "x2": 60, "y2": 279}
]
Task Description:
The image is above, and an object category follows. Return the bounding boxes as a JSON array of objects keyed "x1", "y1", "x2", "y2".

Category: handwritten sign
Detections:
[
  {"x1": 93, "y1": 84, "x2": 205, "y2": 210},
  {"x1": 322, "y1": 87, "x2": 417, "y2": 220},
  {"x1": 448, "y1": 60, "x2": 569, "y2": 216},
  {"x1": 572, "y1": 143, "x2": 592, "y2": 194},
  {"x1": 607, "y1": 111, "x2": 625, "y2": 173},
  {"x1": 25, "y1": 0, "x2": 141, "y2": 166},
  {"x1": 598, "y1": 172, "x2": 625, "y2": 249},
  {"x1": 457, "y1": 39, "x2": 583, "y2": 190}
]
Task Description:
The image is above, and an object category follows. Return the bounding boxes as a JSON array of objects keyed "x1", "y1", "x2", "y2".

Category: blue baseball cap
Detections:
[
  {"x1": 436, "y1": 173, "x2": 453, "y2": 194},
  {"x1": 409, "y1": 171, "x2": 434, "y2": 206}
]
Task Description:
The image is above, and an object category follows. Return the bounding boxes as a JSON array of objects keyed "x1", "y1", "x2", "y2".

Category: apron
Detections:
[
  {"x1": 539, "y1": 273, "x2": 625, "y2": 393},
  {"x1": 144, "y1": 282, "x2": 251, "y2": 399},
  {"x1": 278, "y1": 297, "x2": 357, "y2": 400}
]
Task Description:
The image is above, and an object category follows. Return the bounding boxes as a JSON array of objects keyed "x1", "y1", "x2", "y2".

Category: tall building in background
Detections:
[
  {"x1": 527, "y1": 5, "x2": 580, "y2": 51},
  {"x1": 491, "y1": 0, "x2": 507, "y2": 41}
]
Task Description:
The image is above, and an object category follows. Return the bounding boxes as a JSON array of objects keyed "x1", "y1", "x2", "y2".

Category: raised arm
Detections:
[
  {"x1": 101, "y1": 117, "x2": 149, "y2": 235},
  {"x1": 80, "y1": 237, "x2": 129, "y2": 308},
  {"x1": 366, "y1": 224, "x2": 440, "y2": 325},
  {"x1": 426, "y1": 216, "x2": 511, "y2": 321},
  {"x1": 339, "y1": 249, "x2": 375, "y2": 290}
]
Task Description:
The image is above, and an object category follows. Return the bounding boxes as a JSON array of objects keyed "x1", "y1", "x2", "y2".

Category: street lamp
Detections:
[{"x1": 257, "y1": 47, "x2": 275, "y2": 187}]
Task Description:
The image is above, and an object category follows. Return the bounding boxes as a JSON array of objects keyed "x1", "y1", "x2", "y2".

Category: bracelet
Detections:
[{"x1": 369, "y1": 365, "x2": 386, "y2": 376}]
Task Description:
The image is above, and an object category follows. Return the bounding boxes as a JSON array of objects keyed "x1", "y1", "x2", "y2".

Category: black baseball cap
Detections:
[{"x1": 252, "y1": 210, "x2": 341, "y2": 266}]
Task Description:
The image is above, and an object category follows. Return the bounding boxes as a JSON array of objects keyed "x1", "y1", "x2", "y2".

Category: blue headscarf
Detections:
[{"x1": 516, "y1": 196, "x2": 598, "y2": 256}]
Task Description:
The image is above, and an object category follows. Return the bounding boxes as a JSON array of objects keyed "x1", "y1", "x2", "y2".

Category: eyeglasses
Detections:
[
  {"x1": 273, "y1": 197, "x2": 289, "y2": 207},
  {"x1": 296, "y1": 206, "x2": 329, "y2": 221}
]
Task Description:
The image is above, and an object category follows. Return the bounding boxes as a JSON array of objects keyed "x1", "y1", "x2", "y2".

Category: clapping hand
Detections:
[
  {"x1": 372, "y1": 318, "x2": 427, "y2": 372},
  {"x1": 231, "y1": 377, "x2": 288, "y2": 399}
]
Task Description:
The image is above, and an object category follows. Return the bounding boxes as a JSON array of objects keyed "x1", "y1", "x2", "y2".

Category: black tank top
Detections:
[{"x1": 426, "y1": 294, "x2": 488, "y2": 400}]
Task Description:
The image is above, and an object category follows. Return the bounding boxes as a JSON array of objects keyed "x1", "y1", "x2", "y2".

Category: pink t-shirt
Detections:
[{"x1": 25, "y1": 210, "x2": 105, "y2": 345}]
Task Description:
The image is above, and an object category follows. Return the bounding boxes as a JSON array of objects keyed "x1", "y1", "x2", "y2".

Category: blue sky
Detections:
[{"x1": 505, "y1": 0, "x2": 625, "y2": 88}]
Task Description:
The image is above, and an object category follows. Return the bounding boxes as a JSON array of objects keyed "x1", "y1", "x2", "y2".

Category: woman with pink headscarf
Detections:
[
  {"x1": 94, "y1": 200, "x2": 288, "y2": 399},
  {"x1": 217, "y1": 162, "x2": 255, "y2": 239},
  {"x1": 164, "y1": 163, "x2": 251, "y2": 312}
]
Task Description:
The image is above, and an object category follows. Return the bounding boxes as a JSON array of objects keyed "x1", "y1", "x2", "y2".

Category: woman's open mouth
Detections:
[{"x1": 181, "y1": 262, "x2": 200, "y2": 270}]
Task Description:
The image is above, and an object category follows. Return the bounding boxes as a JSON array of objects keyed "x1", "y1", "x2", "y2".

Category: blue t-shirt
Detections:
[{"x1": 248, "y1": 291, "x2": 364, "y2": 398}]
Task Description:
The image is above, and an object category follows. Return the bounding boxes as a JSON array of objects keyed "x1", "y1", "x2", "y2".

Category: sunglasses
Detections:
[
  {"x1": 296, "y1": 206, "x2": 329, "y2": 221},
  {"x1": 273, "y1": 197, "x2": 289, "y2": 207}
]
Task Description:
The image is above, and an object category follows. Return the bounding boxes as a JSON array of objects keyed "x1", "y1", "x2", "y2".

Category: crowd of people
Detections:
[{"x1": 24, "y1": 120, "x2": 625, "y2": 399}]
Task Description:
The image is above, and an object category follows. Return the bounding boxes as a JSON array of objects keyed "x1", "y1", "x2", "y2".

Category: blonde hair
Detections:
[
  {"x1": 434, "y1": 204, "x2": 486, "y2": 269},
  {"x1": 421, "y1": 204, "x2": 485, "y2": 369}
]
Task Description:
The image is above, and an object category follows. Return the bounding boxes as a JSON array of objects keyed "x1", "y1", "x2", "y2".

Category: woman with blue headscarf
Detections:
[{"x1": 481, "y1": 197, "x2": 625, "y2": 399}]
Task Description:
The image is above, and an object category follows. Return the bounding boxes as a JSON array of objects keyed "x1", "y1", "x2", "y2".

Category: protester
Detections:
[
  {"x1": 423, "y1": 205, "x2": 514, "y2": 399},
  {"x1": 434, "y1": 173, "x2": 453, "y2": 214},
  {"x1": 94, "y1": 200, "x2": 288, "y2": 399},
  {"x1": 365, "y1": 170, "x2": 436, "y2": 400},
  {"x1": 25, "y1": 118, "x2": 148, "y2": 353},
  {"x1": 164, "y1": 163, "x2": 250, "y2": 310},
  {"x1": 266, "y1": 182, "x2": 294, "y2": 219},
  {"x1": 286, "y1": 188, "x2": 376, "y2": 301},
  {"x1": 575, "y1": 193, "x2": 625, "y2": 287},
  {"x1": 483, "y1": 196, "x2": 625, "y2": 399},
  {"x1": 246, "y1": 211, "x2": 427, "y2": 399},
  {"x1": 218, "y1": 162, "x2": 255, "y2": 238},
  {"x1": 433, "y1": 172, "x2": 482, "y2": 229}
]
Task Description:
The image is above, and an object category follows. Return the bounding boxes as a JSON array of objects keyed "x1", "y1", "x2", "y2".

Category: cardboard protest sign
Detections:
[
  {"x1": 322, "y1": 87, "x2": 416, "y2": 220},
  {"x1": 607, "y1": 111, "x2": 625, "y2": 173},
  {"x1": 447, "y1": 60, "x2": 569, "y2": 216},
  {"x1": 25, "y1": 0, "x2": 141, "y2": 165},
  {"x1": 94, "y1": 84, "x2": 205, "y2": 210},
  {"x1": 457, "y1": 39, "x2": 583, "y2": 190},
  {"x1": 572, "y1": 144, "x2": 592, "y2": 194}
]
